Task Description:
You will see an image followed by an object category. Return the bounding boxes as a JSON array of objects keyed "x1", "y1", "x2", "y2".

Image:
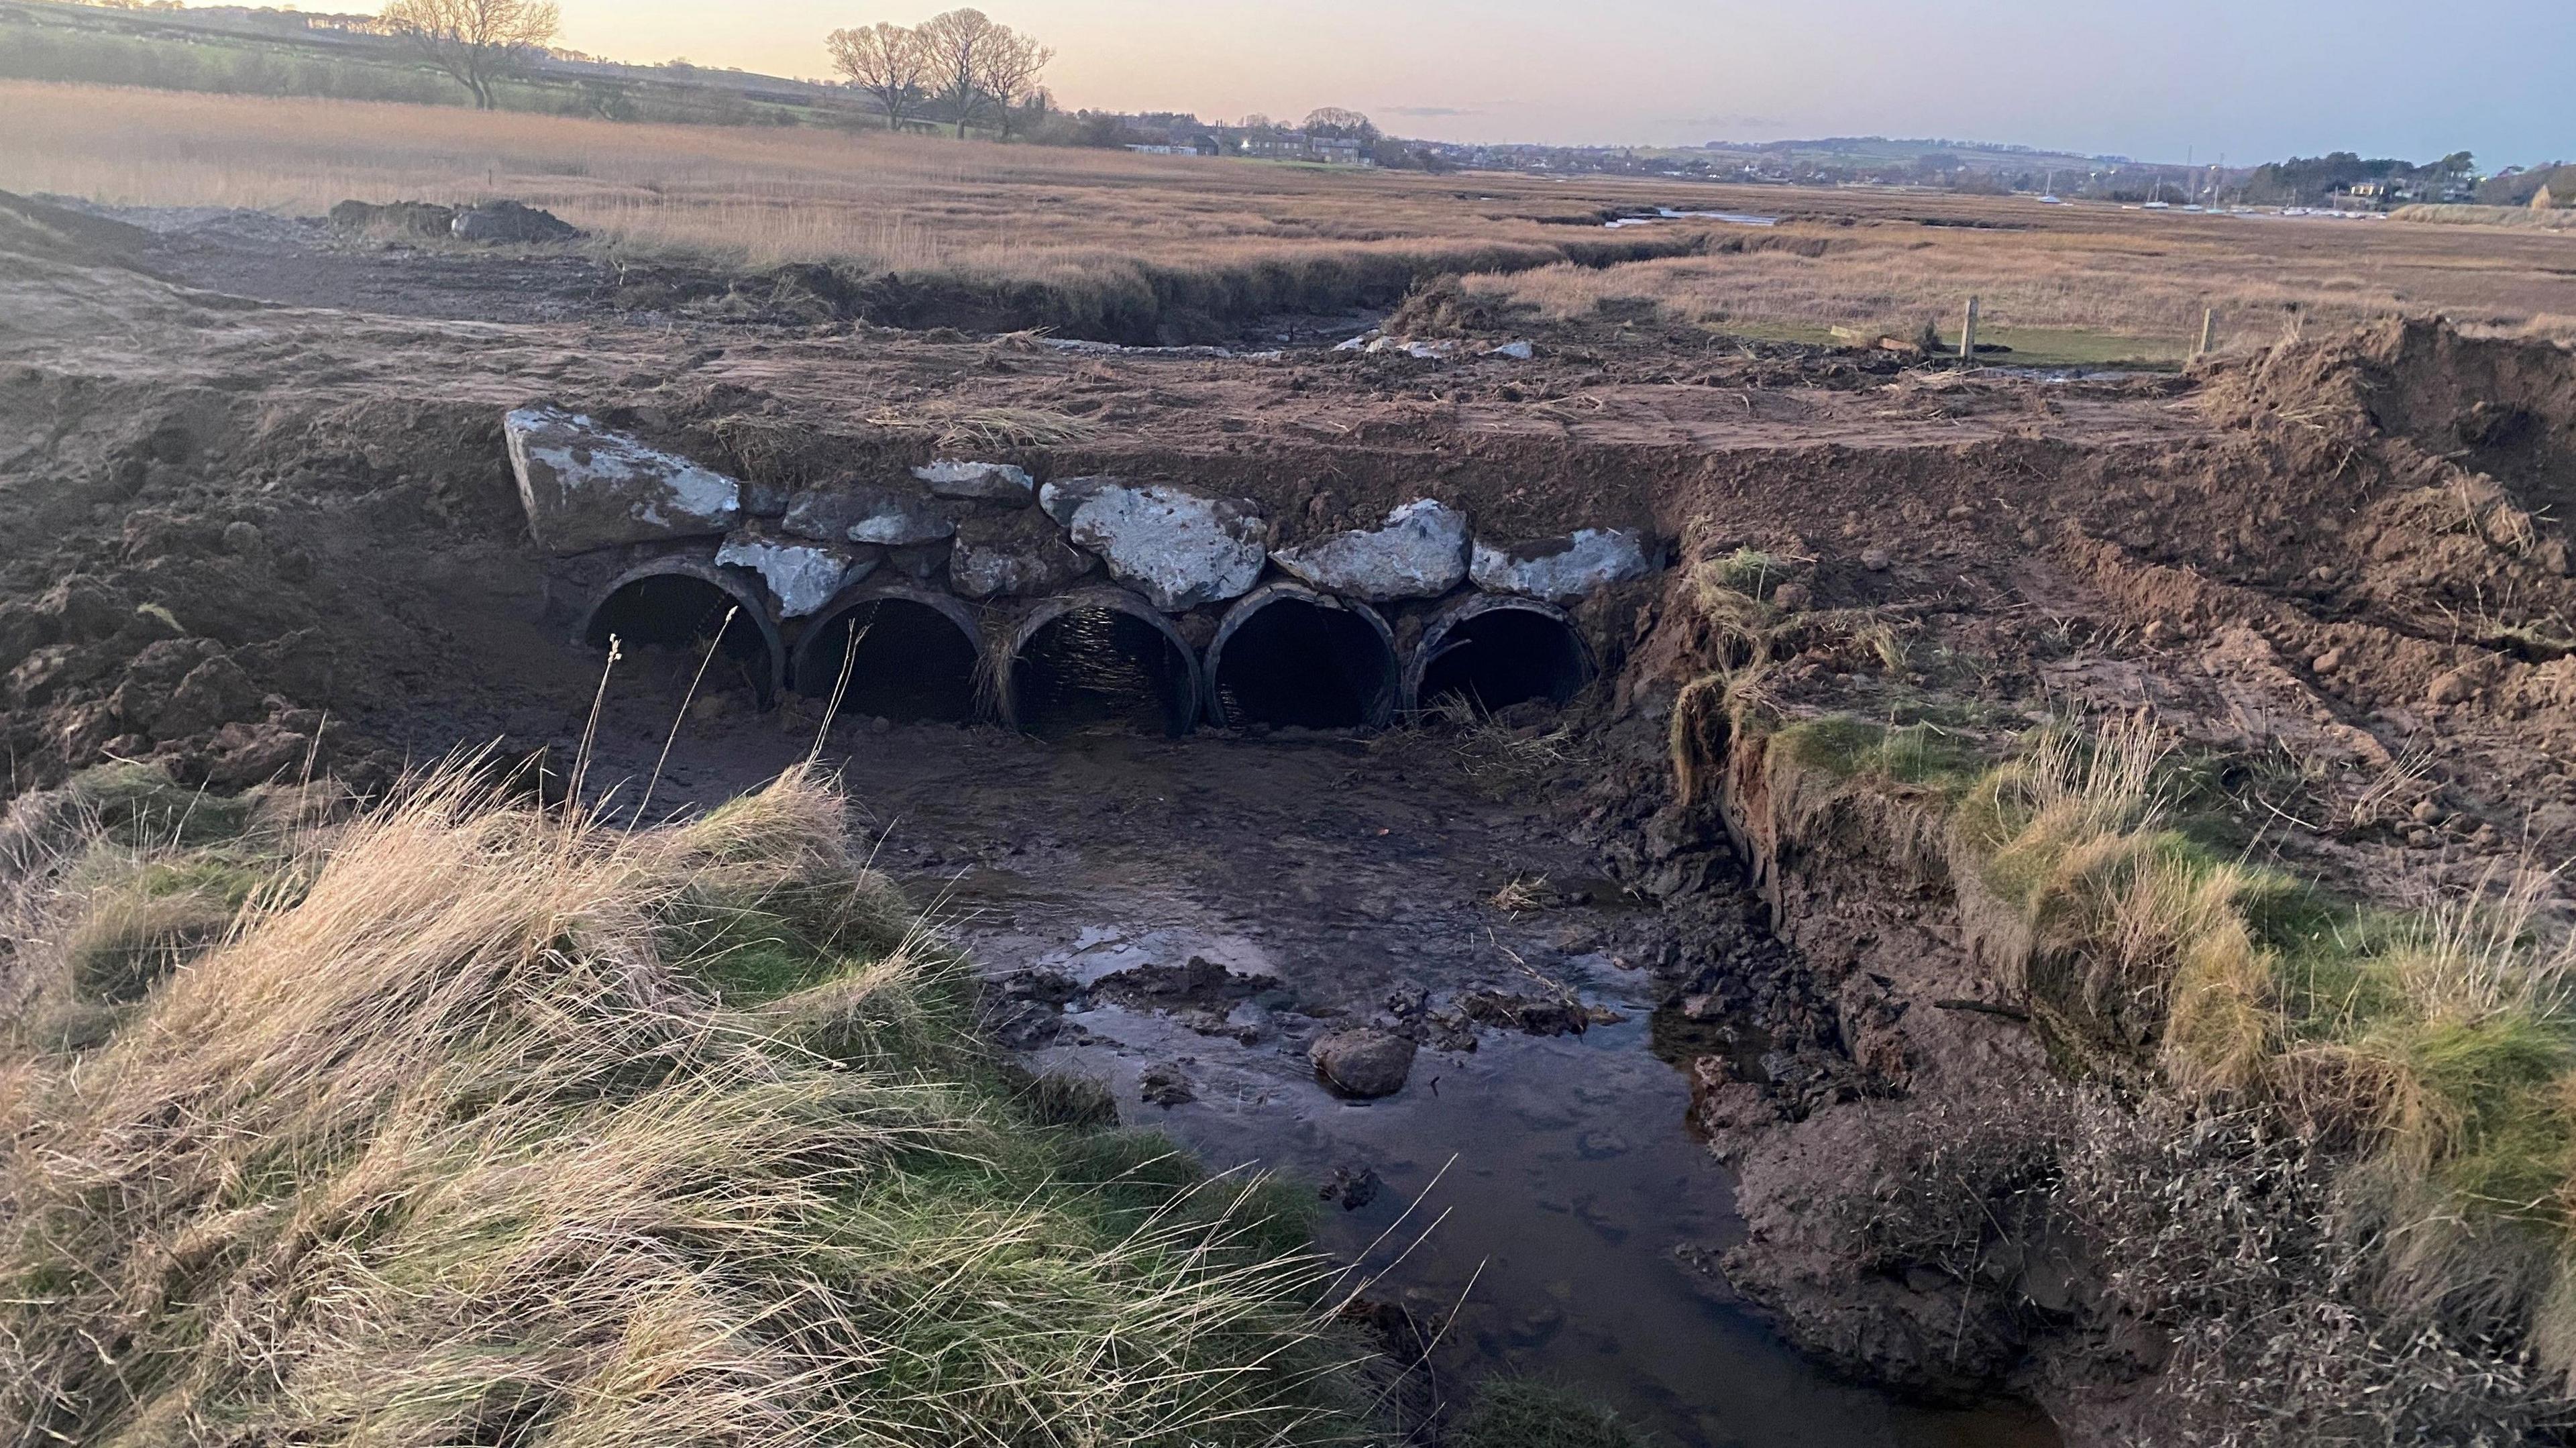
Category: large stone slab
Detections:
[
  {"x1": 714, "y1": 525, "x2": 877, "y2": 618},
  {"x1": 951, "y1": 508, "x2": 1093, "y2": 599},
  {"x1": 1044, "y1": 479, "x2": 1267, "y2": 612},
  {"x1": 504, "y1": 406, "x2": 741, "y2": 555},
  {"x1": 1469, "y1": 528, "x2": 1653, "y2": 604},
  {"x1": 1272, "y1": 498, "x2": 1469, "y2": 602},
  {"x1": 913, "y1": 459, "x2": 1034, "y2": 504},
  {"x1": 782, "y1": 482, "x2": 963, "y2": 547}
]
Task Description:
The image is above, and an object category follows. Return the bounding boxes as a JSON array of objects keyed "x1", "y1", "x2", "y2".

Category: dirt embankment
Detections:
[{"x1": 1581, "y1": 319, "x2": 2576, "y2": 1441}]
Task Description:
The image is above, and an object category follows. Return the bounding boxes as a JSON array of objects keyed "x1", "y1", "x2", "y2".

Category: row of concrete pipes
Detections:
[{"x1": 577, "y1": 555, "x2": 1598, "y2": 735}]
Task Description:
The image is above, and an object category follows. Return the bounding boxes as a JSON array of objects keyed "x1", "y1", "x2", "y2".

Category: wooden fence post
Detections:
[
  {"x1": 1960, "y1": 296, "x2": 1980, "y2": 362},
  {"x1": 2196, "y1": 307, "x2": 2217, "y2": 358}
]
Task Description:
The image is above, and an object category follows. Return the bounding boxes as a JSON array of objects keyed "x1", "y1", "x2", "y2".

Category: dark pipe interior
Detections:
[
  {"x1": 1013, "y1": 608, "x2": 1195, "y2": 739},
  {"x1": 1417, "y1": 607, "x2": 1590, "y2": 714},
  {"x1": 1215, "y1": 598, "x2": 1395, "y2": 729},
  {"x1": 586, "y1": 573, "x2": 772, "y2": 697},
  {"x1": 794, "y1": 598, "x2": 981, "y2": 723}
]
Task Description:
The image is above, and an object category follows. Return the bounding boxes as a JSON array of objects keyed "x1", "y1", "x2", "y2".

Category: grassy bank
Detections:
[
  {"x1": 0, "y1": 762, "x2": 1377, "y2": 1444},
  {"x1": 1700, "y1": 671, "x2": 2576, "y2": 1423}
]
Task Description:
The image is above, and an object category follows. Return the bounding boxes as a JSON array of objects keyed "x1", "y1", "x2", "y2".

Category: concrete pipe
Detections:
[
  {"x1": 1403, "y1": 592, "x2": 1597, "y2": 716},
  {"x1": 1203, "y1": 582, "x2": 1400, "y2": 730},
  {"x1": 1001, "y1": 587, "x2": 1204, "y2": 738},
  {"x1": 790, "y1": 581, "x2": 987, "y2": 724},
  {"x1": 580, "y1": 555, "x2": 786, "y2": 706}
]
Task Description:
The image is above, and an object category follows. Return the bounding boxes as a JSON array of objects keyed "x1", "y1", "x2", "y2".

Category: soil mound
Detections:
[{"x1": 0, "y1": 190, "x2": 150, "y2": 268}]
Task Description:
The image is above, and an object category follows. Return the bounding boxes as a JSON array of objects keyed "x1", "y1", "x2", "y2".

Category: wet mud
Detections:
[{"x1": 528, "y1": 687, "x2": 2055, "y2": 1447}]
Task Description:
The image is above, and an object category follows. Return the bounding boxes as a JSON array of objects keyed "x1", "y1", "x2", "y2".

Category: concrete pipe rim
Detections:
[
  {"x1": 580, "y1": 554, "x2": 787, "y2": 706},
  {"x1": 1203, "y1": 581, "x2": 1401, "y2": 730},
  {"x1": 789, "y1": 579, "x2": 989, "y2": 707},
  {"x1": 1401, "y1": 591, "x2": 1598, "y2": 718},
  {"x1": 999, "y1": 586, "x2": 1207, "y2": 736}
]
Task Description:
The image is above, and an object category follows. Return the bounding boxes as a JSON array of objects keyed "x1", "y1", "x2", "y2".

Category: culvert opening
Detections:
[
  {"x1": 1208, "y1": 589, "x2": 1397, "y2": 730},
  {"x1": 1008, "y1": 601, "x2": 1199, "y2": 739},
  {"x1": 584, "y1": 569, "x2": 779, "y2": 703},
  {"x1": 792, "y1": 595, "x2": 982, "y2": 723},
  {"x1": 1415, "y1": 601, "x2": 1593, "y2": 714}
]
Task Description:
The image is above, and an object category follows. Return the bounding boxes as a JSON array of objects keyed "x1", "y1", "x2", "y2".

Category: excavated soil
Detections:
[{"x1": 6, "y1": 197, "x2": 2575, "y2": 1445}]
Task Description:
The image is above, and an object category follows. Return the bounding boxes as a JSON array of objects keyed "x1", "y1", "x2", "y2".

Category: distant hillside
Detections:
[
  {"x1": 0, "y1": 0, "x2": 865, "y2": 127},
  {"x1": 1701, "y1": 135, "x2": 2129, "y2": 169},
  {"x1": 2479, "y1": 163, "x2": 2576, "y2": 207}
]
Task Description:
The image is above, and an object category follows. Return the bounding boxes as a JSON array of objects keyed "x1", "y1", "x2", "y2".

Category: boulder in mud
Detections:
[
  {"x1": 1469, "y1": 528, "x2": 1653, "y2": 604},
  {"x1": 950, "y1": 508, "x2": 1093, "y2": 598},
  {"x1": 504, "y1": 406, "x2": 742, "y2": 555},
  {"x1": 154, "y1": 654, "x2": 261, "y2": 742},
  {"x1": 1273, "y1": 498, "x2": 1470, "y2": 602},
  {"x1": 1309, "y1": 1027, "x2": 1416, "y2": 1099},
  {"x1": 782, "y1": 482, "x2": 962, "y2": 547},
  {"x1": 913, "y1": 459, "x2": 1034, "y2": 504},
  {"x1": 451, "y1": 201, "x2": 580, "y2": 244},
  {"x1": 714, "y1": 524, "x2": 877, "y2": 618},
  {"x1": 1044, "y1": 478, "x2": 1267, "y2": 612}
]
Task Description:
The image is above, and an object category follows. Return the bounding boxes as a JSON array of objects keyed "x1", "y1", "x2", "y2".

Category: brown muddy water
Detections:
[{"x1": 468, "y1": 685, "x2": 2057, "y2": 1448}]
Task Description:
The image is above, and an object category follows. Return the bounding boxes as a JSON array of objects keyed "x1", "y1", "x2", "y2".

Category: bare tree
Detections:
[
  {"x1": 975, "y1": 25, "x2": 1052, "y2": 141},
  {"x1": 915, "y1": 7, "x2": 1003, "y2": 137},
  {"x1": 380, "y1": 0, "x2": 559, "y2": 109},
  {"x1": 1301, "y1": 107, "x2": 1378, "y2": 140},
  {"x1": 825, "y1": 21, "x2": 929, "y2": 132}
]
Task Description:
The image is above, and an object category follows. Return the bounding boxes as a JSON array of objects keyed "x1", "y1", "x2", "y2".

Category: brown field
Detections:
[{"x1": 5, "y1": 80, "x2": 2575, "y2": 359}]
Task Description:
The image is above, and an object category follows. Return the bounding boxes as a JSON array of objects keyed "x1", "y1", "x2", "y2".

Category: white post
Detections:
[{"x1": 1959, "y1": 296, "x2": 1980, "y2": 362}]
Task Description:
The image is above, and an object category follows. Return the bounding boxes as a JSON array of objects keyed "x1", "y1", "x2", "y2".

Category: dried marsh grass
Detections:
[
  {"x1": 0, "y1": 759, "x2": 1373, "y2": 1446},
  {"x1": 1464, "y1": 214, "x2": 2576, "y2": 351},
  {"x1": 11, "y1": 82, "x2": 2569, "y2": 349}
]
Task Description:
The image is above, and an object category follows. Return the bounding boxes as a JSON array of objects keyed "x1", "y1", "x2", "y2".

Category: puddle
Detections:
[
  {"x1": 1606, "y1": 209, "x2": 1780, "y2": 229},
  {"x1": 1020, "y1": 948, "x2": 2054, "y2": 1447}
]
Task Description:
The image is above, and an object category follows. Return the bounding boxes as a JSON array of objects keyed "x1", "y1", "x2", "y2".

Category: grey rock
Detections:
[
  {"x1": 1468, "y1": 528, "x2": 1652, "y2": 604},
  {"x1": 1037, "y1": 474, "x2": 1121, "y2": 528},
  {"x1": 884, "y1": 540, "x2": 952, "y2": 581},
  {"x1": 451, "y1": 200, "x2": 579, "y2": 243},
  {"x1": 782, "y1": 482, "x2": 963, "y2": 547},
  {"x1": 504, "y1": 406, "x2": 741, "y2": 555},
  {"x1": 913, "y1": 459, "x2": 1034, "y2": 503},
  {"x1": 714, "y1": 524, "x2": 876, "y2": 618},
  {"x1": 1138, "y1": 1062, "x2": 1195, "y2": 1108},
  {"x1": 1053, "y1": 481, "x2": 1267, "y2": 612},
  {"x1": 1273, "y1": 498, "x2": 1469, "y2": 602},
  {"x1": 1308, "y1": 1027, "x2": 1416, "y2": 1099},
  {"x1": 951, "y1": 508, "x2": 1093, "y2": 598}
]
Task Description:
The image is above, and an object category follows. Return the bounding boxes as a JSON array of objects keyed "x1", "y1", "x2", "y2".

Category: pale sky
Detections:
[{"x1": 559, "y1": 0, "x2": 2574, "y2": 166}]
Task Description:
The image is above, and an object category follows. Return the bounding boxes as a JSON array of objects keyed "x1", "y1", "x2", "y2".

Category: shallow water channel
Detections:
[{"x1": 559, "y1": 701, "x2": 2058, "y2": 1447}]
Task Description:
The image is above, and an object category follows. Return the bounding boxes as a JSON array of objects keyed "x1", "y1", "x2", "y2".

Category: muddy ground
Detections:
[{"x1": 5, "y1": 194, "x2": 2575, "y2": 1445}]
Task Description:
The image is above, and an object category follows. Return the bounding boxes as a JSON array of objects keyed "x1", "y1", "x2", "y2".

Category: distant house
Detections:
[
  {"x1": 1125, "y1": 144, "x2": 1191, "y2": 156},
  {"x1": 1237, "y1": 131, "x2": 1373, "y2": 166}
]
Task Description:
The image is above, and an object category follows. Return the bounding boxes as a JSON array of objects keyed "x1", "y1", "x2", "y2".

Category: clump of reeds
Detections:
[{"x1": 0, "y1": 759, "x2": 1373, "y2": 1446}]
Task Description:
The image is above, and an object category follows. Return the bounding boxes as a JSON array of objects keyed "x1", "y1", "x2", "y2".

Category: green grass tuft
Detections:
[{"x1": 1450, "y1": 1379, "x2": 1654, "y2": 1448}]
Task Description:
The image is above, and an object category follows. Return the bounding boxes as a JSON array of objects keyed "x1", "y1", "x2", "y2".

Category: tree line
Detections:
[{"x1": 828, "y1": 9, "x2": 1052, "y2": 139}]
